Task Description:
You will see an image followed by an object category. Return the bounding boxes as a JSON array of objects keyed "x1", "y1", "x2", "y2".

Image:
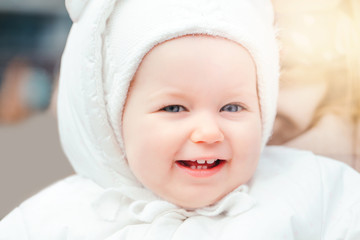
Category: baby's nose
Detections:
[{"x1": 190, "y1": 116, "x2": 224, "y2": 144}]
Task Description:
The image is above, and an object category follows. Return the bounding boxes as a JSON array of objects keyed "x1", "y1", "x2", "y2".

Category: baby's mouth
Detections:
[{"x1": 176, "y1": 159, "x2": 225, "y2": 170}]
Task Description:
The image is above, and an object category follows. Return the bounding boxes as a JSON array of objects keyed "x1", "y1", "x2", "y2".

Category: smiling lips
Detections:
[{"x1": 175, "y1": 159, "x2": 226, "y2": 177}]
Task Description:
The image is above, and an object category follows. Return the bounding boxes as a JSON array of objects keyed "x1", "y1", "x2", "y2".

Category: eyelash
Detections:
[{"x1": 160, "y1": 103, "x2": 245, "y2": 113}]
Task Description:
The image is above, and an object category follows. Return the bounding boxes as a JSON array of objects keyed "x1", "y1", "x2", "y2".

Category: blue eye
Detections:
[
  {"x1": 220, "y1": 104, "x2": 244, "y2": 112},
  {"x1": 160, "y1": 105, "x2": 186, "y2": 112}
]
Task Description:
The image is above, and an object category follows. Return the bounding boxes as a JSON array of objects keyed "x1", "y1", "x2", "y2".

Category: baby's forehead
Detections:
[
  {"x1": 127, "y1": 35, "x2": 259, "y2": 104},
  {"x1": 134, "y1": 35, "x2": 257, "y2": 82}
]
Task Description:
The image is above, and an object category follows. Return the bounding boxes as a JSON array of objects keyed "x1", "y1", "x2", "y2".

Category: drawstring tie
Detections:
[{"x1": 92, "y1": 185, "x2": 255, "y2": 222}]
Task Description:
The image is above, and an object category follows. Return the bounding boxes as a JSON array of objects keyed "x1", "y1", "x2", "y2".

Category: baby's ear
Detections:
[{"x1": 65, "y1": 0, "x2": 91, "y2": 22}]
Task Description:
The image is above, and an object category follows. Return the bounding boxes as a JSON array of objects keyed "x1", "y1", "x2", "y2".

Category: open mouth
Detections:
[{"x1": 175, "y1": 159, "x2": 226, "y2": 170}]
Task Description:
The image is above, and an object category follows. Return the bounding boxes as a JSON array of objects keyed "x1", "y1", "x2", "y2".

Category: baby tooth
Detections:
[
  {"x1": 196, "y1": 160, "x2": 206, "y2": 164},
  {"x1": 190, "y1": 166, "x2": 196, "y2": 169},
  {"x1": 206, "y1": 159, "x2": 216, "y2": 164},
  {"x1": 197, "y1": 166, "x2": 202, "y2": 169}
]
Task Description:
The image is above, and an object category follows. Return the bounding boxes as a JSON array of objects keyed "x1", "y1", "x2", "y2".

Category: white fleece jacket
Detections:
[{"x1": 1, "y1": 147, "x2": 360, "y2": 239}]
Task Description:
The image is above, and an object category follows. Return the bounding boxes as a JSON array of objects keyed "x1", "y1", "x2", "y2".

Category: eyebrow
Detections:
[
  {"x1": 148, "y1": 87, "x2": 187, "y2": 101},
  {"x1": 224, "y1": 87, "x2": 259, "y2": 99},
  {"x1": 148, "y1": 87, "x2": 258, "y2": 102}
]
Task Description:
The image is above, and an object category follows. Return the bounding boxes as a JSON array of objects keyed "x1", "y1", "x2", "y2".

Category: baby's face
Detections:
[{"x1": 122, "y1": 36, "x2": 262, "y2": 209}]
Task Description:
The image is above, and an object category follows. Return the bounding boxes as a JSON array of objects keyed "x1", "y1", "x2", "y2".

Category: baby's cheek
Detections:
[
  {"x1": 230, "y1": 126, "x2": 262, "y2": 180},
  {"x1": 126, "y1": 133, "x2": 166, "y2": 177}
]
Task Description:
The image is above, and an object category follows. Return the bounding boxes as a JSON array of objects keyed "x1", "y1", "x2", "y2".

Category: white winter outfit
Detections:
[
  {"x1": 1, "y1": 147, "x2": 360, "y2": 239},
  {"x1": 1, "y1": 0, "x2": 360, "y2": 239}
]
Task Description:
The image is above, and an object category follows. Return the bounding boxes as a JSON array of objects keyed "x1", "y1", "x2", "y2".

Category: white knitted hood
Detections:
[{"x1": 58, "y1": 0, "x2": 279, "y2": 192}]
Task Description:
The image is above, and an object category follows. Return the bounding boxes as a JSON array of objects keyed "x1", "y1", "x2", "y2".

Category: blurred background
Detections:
[
  {"x1": 270, "y1": 0, "x2": 360, "y2": 169},
  {"x1": 0, "y1": 0, "x2": 73, "y2": 219},
  {"x1": 0, "y1": 0, "x2": 359, "y2": 219}
]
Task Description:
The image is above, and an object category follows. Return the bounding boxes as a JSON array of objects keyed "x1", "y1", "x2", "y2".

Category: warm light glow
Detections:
[
  {"x1": 272, "y1": 0, "x2": 359, "y2": 114},
  {"x1": 270, "y1": 0, "x2": 360, "y2": 164}
]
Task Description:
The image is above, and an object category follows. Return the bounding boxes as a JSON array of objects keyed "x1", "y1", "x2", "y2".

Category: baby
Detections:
[
  {"x1": 1, "y1": 0, "x2": 360, "y2": 239},
  {"x1": 122, "y1": 35, "x2": 262, "y2": 209}
]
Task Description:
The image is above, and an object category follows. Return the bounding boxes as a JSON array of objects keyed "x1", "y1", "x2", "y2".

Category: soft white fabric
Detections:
[{"x1": 1, "y1": 147, "x2": 360, "y2": 239}]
